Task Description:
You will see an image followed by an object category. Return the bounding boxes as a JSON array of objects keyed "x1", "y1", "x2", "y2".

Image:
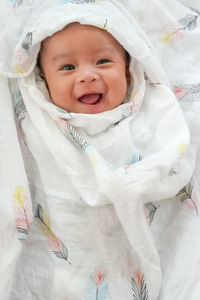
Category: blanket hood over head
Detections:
[{"x1": 0, "y1": 0, "x2": 200, "y2": 300}]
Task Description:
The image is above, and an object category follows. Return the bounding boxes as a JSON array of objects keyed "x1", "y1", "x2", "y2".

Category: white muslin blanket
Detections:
[{"x1": 0, "y1": 0, "x2": 200, "y2": 299}]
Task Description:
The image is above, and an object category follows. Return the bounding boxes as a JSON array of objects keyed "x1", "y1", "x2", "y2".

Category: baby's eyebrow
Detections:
[
  {"x1": 52, "y1": 52, "x2": 73, "y2": 62},
  {"x1": 50, "y1": 46, "x2": 120, "y2": 65},
  {"x1": 92, "y1": 45, "x2": 115, "y2": 54},
  {"x1": 52, "y1": 46, "x2": 115, "y2": 61}
]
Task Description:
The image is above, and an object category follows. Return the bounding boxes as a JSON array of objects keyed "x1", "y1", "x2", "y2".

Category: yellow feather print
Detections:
[
  {"x1": 178, "y1": 143, "x2": 186, "y2": 157},
  {"x1": 41, "y1": 206, "x2": 51, "y2": 228},
  {"x1": 35, "y1": 204, "x2": 70, "y2": 262},
  {"x1": 35, "y1": 205, "x2": 55, "y2": 239},
  {"x1": 185, "y1": 184, "x2": 190, "y2": 195},
  {"x1": 160, "y1": 33, "x2": 173, "y2": 44},
  {"x1": 13, "y1": 186, "x2": 26, "y2": 209},
  {"x1": 37, "y1": 221, "x2": 57, "y2": 240},
  {"x1": 131, "y1": 91, "x2": 136, "y2": 99},
  {"x1": 15, "y1": 64, "x2": 25, "y2": 74},
  {"x1": 89, "y1": 151, "x2": 97, "y2": 167}
]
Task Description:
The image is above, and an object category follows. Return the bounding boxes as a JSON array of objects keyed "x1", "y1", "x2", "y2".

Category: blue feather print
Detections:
[
  {"x1": 9, "y1": 0, "x2": 23, "y2": 7},
  {"x1": 60, "y1": 0, "x2": 71, "y2": 4},
  {"x1": 131, "y1": 154, "x2": 142, "y2": 164},
  {"x1": 85, "y1": 272, "x2": 108, "y2": 300},
  {"x1": 61, "y1": 0, "x2": 97, "y2": 4},
  {"x1": 124, "y1": 154, "x2": 142, "y2": 174}
]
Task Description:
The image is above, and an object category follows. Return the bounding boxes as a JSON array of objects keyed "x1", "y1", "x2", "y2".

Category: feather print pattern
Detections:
[
  {"x1": 85, "y1": 271, "x2": 108, "y2": 300},
  {"x1": 14, "y1": 90, "x2": 27, "y2": 122},
  {"x1": 131, "y1": 271, "x2": 148, "y2": 300},
  {"x1": 8, "y1": 0, "x2": 23, "y2": 7},
  {"x1": 144, "y1": 73, "x2": 160, "y2": 88},
  {"x1": 13, "y1": 90, "x2": 27, "y2": 141},
  {"x1": 35, "y1": 204, "x2": 71, "y2": 263},
  {"x1": 130, "y1": 91, "x2": 143, "y2": 113},
  {"x1": 174, "y1": 83, "x2": 200, "y2": 102},
  {"x1": 144, "y1": 202, "x2": 159, "y2": 225},
  {"x1": 22, "y1": 32, "x2": 33, "y2": 53},
  {"x1": 57, "y1": 117, "x2": 89, "y2": 150},
  {"x1": 61, "y1": 0, "x2": 98, "y2": 4},
  {"x1": 57, "y1": 118, "x2": 110, "y2": 171},
  {"x1": 67, "y1": 123, "x2": 90, "y2": 150},
  {"x1": 114, "y1": 108, "x2": 131, "y2": 126},
  {"x1": 160, "y1": 7, "x2": 200, "y2": 44},
  {"x1": 179, "y1": 8, "x2": 200, "y2": 32},
  {"x1": 124, "y1": 153, "x2": 142, "y2": 173},
  {"x1": 160, "y1": 23, "x2": 185, "y2": 44},
  {"x1": 176, "y1": 183, "x2": 199, "y2": 215},
  {"x1": 14, "y1": 48, "x2": 32, "y2": 74},
  {"x1": 13, "y1": 186, "x2": 32, "y2": 241},
  {"x1": 14, "y1": 32, "x2": 33, "y2": 73},
  {"x1": 178, "y1": 143, "x2": 186, "y2": 157}
]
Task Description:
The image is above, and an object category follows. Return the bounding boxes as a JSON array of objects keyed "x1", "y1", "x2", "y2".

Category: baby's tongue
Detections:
[{"x1": 79, "y1": 93, "x2": 100, "y2": 104}]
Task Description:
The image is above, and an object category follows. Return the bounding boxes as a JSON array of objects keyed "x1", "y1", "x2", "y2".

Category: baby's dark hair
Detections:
[
  {"x1": 125, "y1": 50, "x2": 130, "y2": 66},
  {"x1": 37, "y1": 45, "x2": 43, "y2": 71}
]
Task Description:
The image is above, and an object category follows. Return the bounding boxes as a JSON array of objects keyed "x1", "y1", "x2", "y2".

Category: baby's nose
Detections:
[{"x1": 78, "y1": 68, "x2": 99, "y2": 83}]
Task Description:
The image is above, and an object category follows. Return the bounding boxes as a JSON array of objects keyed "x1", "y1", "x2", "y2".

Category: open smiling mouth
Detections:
[{"x1": 78, "y1": 93, "x2": 103, "y2": 105}]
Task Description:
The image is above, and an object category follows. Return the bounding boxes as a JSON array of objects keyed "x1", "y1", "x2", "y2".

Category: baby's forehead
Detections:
[{"x1": 41, "y1": 22, "x2": 125, "y2": 55}]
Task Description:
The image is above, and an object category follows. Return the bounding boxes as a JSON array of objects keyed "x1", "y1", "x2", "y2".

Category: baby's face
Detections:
[{"x1": 40, "y1": 23, "x2": 129, "y2": 114}]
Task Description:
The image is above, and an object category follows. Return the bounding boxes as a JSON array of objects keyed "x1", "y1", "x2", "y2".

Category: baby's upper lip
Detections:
[{"x1": 75, "y1": 84, "x2": 104, "y2": 100}]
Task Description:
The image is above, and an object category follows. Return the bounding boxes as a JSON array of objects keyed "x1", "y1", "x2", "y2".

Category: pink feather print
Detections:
[
  {"x1": 144, "y1": 73, "x2": 161, "y2": 89},
  {"x1": 173, "y1": 87, "x2": 189, "y2": 100},
  {"x1": 13, "y1": 186, "x2": 32, "y2": 241},
  {"x1": 93, "y1": 272, "x2": 106, "y2": 290},
  {"x1": 85, "y1": 271, "x2": 108, "y2": 300},
  {"x1": 57, "y1": 117, "x2": 68, "y2": 130},
  {"x1": 160, "y1": 9, "x2": 200, "y2": 44},
  {"x1": 35, "y1": 204, "x2": 71, "y2": 263},
  {"x1": 130, "y1": 92, "x2": 143, "y2": 113},
  {"x1": 174, "y1": 83, "x2": 200, "y2": 102},
  {"x1": 14, "y1": 48, "x2": 31, "y2": 74},
  {"x1": 176, "y1": 183, "x2": 199, "y2": 215},
  {"x1": 57, "y1": 117, "x2": 89, "y2": 150},
  {"x1": 160, "y1": 23, "x2": 185, "y2": 44},
  {"x1": 131, "y1": 270, "x2": 148, "y2": 300}
]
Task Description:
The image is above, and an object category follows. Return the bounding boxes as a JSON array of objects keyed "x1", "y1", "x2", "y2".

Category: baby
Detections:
[
  {"x1": 1, "y1": 1, "x2": 195, "y2": 299},
  {"x1": 39, "y1": 22, "x2": 130, "y2": 114}
]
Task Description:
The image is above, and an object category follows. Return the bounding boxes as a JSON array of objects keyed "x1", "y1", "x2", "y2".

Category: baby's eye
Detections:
[
  {"x1": 96, "y1": 59, "x2": 110, "y2": 65},
  {"x1": 61, "y1": 64, "x2": 75, "y2": 71}
]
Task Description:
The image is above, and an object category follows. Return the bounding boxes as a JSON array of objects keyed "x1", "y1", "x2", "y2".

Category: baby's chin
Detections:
[{"x1": 65, "y1": 97, "x2": 124, "y2": 114}]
